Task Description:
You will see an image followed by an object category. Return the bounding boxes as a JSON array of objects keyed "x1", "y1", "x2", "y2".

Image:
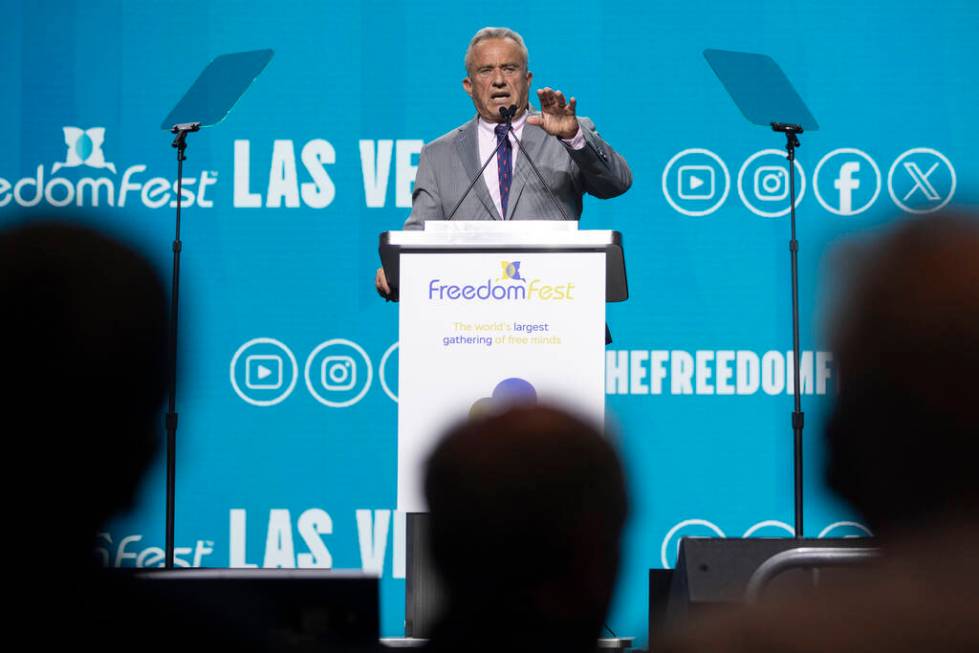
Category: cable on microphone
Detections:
[
  {"x1": 445, "y1": 107, "x2": 516, "y2": 221},
  {"x1": 505, "y1": 104, "x2": 572, "y2": 222}
]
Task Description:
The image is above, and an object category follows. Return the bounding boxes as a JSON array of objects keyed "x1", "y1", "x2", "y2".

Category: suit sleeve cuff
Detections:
[{"x1": 561, "y1": 125, "x2": 586, "y2": 150}]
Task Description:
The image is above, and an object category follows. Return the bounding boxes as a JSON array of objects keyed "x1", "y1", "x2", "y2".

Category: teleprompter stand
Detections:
[
  {"x1": 159, "y1": 49, "x2": 273, "y2": 568},
  {"x1": 704, "y1": 49, "x2": 820, "y2": 538},
  {"x1": 164, "y1": 120, "x2": 198, "y2": 574}
]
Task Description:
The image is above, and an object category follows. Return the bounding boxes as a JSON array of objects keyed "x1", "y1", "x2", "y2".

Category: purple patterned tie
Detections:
[{"x1": 494, "y1": 123, "x2": 512, "y2": 219}]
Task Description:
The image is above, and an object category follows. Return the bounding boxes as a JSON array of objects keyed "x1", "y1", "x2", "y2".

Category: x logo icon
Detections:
[
  {"x1": 888, "y1": 148, "x2": 956, "y2": 214},
  {"x1": 902, "y1": 162, "x2": 940, "y2": 201}
]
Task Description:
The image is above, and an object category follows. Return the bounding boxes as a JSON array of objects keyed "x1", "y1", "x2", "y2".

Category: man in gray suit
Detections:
[{"x1": 376, "y1": 26, "x2": 632, "y2": 297}]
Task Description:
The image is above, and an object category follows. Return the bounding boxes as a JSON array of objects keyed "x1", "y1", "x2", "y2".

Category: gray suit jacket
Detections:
[{"x1": 403, "y1": 114, "x2": 631, "y2": 229}]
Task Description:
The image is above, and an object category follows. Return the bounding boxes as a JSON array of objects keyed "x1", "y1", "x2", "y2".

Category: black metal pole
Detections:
[
  {"x1": 165, "y1": 122, "x2": 199, "y2": 569},
  {"x1": 772, "y1": 122, "x2": 806, "y2": 538}
]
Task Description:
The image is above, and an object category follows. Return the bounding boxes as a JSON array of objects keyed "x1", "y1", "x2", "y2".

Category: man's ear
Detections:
[{"x1": 462, "y1": 76, "x2": 473, "y2": 98}]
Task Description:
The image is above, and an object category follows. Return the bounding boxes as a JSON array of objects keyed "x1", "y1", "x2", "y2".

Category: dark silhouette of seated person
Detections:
[
  {"x1": 661, "y1": 212, "x2": 979, "y2": 653},
  {"x1": 823, "y1": 213, "x2": 979, "y2": 539},
  {"x1": 0, "y1": 219, "x2": 258, "y2": 651},
  {"x1": 423, "y1": 405, "x2": 629, "y2": 652},
  {"x1": 1, "y1": 220, "x2": 166, "y2": 564}
]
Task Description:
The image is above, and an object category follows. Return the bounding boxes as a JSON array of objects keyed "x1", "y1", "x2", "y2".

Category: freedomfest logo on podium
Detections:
[{"x1": 427, "y1": 259, "x2": 578, "y2": 303}]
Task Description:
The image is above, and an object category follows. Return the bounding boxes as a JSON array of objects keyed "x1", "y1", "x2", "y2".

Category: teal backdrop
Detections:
[{"x1": 2, "y1": 0, "x2": 978, "y2": 645}]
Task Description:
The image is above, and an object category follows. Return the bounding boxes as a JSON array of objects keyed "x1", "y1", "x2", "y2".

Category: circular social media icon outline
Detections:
[
  {"x1": 818, "y1": 521, "x2": 874, "y2": 538},
  {"x1": 737, "y1": 149, "x2": 807, "y2": 218},
  {"x1": 742, "y1": 519, "x2": 794, "y2": 537},
  {"x1": 660, "y1": 518, "x2": 726, "y2": 569},
  {"x1": 887, "y1": 147, "x2": 957, "y2": 214},
  {"x1": 229, "y1": 337, "x2": 299, "y2": 407},
  {"x1": 304, "y1": 338, "x2": 374, "y2": 408},
  {"x1": 813, "y1": 148, "x2": 882, "y2": 216},
  {"x1": 379, "y1": 342, "x2": 399, "y2": 403},
  {"x1": 661, "y1": 148, "x2": 731, "y2": 217}
]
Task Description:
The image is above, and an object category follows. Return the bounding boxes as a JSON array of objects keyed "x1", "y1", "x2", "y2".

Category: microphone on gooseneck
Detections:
[
  {"x1": 445, "y1": 106, "x2": 516, "y2": 221},
  {"x1": 504, "y1": 103, "x2": 572, "y2": 222}
]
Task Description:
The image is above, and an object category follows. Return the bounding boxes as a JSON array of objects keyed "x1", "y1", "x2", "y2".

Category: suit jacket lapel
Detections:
[
  {"x1": 508, "y1": 120, "x2": 547, "y2": 219},
  {"x1": 455, "y1": 118, "x2": 501, "y2": 220}
]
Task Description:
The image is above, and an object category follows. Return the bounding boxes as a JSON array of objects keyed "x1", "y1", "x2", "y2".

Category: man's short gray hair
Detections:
[{"x1": 464, "y1": 27, "x2": 529, "y2": 75}]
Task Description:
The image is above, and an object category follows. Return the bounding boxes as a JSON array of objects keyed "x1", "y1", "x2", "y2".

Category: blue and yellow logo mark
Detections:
[{"x1": 499, "y1": 260, "x2": 525, "y2": 282}]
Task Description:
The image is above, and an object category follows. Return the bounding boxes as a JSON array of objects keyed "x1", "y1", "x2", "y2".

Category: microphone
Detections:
[
  {"x1": 445, "y1": 106, "x2": 516, "y2": 221},
  {"x1": 504, "y1": 104, "x2": 572, "y2": 222}
]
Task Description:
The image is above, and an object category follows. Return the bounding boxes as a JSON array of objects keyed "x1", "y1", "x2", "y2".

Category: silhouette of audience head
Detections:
[
  {"x1": 0, "y1": 218, "x2": 166, "y2": 554},
  {"x1": 424, "y1": 404, "x2": 628, "y2": 650},
  {"x1": 659, "y1": 210, "x2": 979, "y2": 653},
  {"x1": 825, "y1": 212, "x2": 979, "y2": 535}
]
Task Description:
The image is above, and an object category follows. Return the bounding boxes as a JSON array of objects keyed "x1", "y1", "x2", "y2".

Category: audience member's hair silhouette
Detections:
[
  {"x1": 423, "y1": 404, "x2": 628, "y2": 653},
  {"x1": 662, "y1": 211, "x2": 979, "y2": 653},
  {"x1": 0, "y1": 218, "x2": 263, "y2": 651},
  {"x1": 825, "y1": 212, "x2": 979, "y2": 536},
  {"x1": 0, "y1": 220, "x2": 167, "y2": 556}
]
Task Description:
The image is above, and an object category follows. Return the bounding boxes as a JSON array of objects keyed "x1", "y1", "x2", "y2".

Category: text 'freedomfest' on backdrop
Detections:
[{"x1": 0, "y1": 129, "x2": 956, "y2": 216}]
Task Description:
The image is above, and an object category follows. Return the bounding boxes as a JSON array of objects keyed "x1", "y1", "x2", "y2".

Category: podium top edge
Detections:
[{"x1": 380, "y1": 230, "x2": 621, "y2": 249}]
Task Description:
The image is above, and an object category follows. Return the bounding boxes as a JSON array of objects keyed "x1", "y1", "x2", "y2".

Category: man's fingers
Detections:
[
  {"x1": 537, "y1": 87, "x2": 575, "y2": 114},
  {"x1": 526, "y1": 114, "x2": 542, "y2": 126},
  {"x1": 537, "y1": 87, "x2": 555, "y2": 108},
  {"x1": 376, "y1": 267, "x2": 391, "y2": 295}
]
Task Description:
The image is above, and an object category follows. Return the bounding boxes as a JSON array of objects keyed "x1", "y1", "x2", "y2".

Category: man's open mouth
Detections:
[{"x1": 491, "y1": 92, "x2": 511, "y2": 101}]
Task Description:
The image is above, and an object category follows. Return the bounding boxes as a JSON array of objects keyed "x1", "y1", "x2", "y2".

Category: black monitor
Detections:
[{"x1": 134, "y1": 569, "x2": 379, "y2": 650}]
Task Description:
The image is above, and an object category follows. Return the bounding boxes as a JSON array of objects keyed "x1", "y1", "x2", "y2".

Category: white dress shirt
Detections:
[{"x1": 476, "y1": 110, "x2": 586, "y2": 219}]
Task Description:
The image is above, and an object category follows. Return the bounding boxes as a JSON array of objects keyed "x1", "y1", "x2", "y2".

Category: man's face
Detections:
[{"x1": 463, "y1": 38, "x2": 532, "y2": 122}]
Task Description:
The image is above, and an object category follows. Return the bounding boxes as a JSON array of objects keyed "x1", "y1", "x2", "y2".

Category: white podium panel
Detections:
[{"x1": 397, "y1": 251, "x2": 606, "y2": 512}]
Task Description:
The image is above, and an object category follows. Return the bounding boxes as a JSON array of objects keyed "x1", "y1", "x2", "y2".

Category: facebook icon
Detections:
[
  {"x1": 834, "y1": 162, "x2": 861, "y2": 214},
  {"x1": 814, "y1": 149, "x2": 882, "y2": 216}
]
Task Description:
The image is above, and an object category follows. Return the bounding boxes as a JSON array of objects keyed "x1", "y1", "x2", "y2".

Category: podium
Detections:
[{"x1": 379, "y1": 222, "x2": 628, "y2": 512}]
